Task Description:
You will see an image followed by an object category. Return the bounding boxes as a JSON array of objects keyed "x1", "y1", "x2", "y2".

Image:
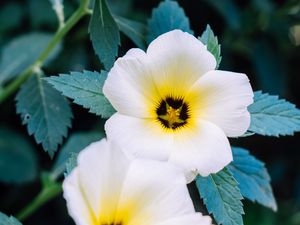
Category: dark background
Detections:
[{"x1": 0, "y1": 0, "x2": 299, "y2": 224}]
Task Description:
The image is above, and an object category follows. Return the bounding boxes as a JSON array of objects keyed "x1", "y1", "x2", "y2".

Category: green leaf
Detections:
[
  {"x1": 115, "y1": 16, "x2": 146, "y2": 50},
  {"x1": 196, "y1": 168, "x2": 244, "y2": 225},
  {"x1": 16, "y1": 74, "x2": 72, "y2": 157},
  {"x1": 0, "y1": 128, "x2": 37, "y2": 184},
  {"x1": 0, "y1": 212, "x2": 22, "y2": 225},
  {"x1": 147, "y1": 0, "x2": 193, "y2": 43},
  {"x1": 45, "y1": 70, "x2": 115, "y2": 118},
  {"x1": 228, "y1": 147, "x2": 277, "y2": 211},
  {"x1": 0, "y1": 32, "x2": 61, "y2": 85},
  {"x1": 248, "y1": 91, "x2": 300, "y2": 136},
  {"x1": 89, "y1": 0, "x2": 120, "y2": 70},
  {"x1": 64, "y1": 152, "x2": 78, "y2": 177},
  {"x1": 199, "y1": 25, "x2": 222, "y2": 69},
  {"x1": 51, "y1": 131, "x2": 104, "y2": 178}
]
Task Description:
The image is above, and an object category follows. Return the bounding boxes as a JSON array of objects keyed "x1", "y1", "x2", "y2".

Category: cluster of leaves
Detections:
[{"x1": 1, "y1": 0, "x2": 300, "y2": 225}]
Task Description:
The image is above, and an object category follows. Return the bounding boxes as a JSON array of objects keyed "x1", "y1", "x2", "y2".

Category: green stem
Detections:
[
  {"x1": 0, "y1": 0, "x2": 90, "y2": 104},
  {"x1": 16, "y1": 182, "x2": 62, "y2": 221}
]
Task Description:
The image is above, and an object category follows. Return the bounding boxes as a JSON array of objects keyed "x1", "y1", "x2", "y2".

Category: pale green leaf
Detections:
[
  {"x1": 0, "y1": 128, "x2": 37, "y2": 184},
  {"x1": 147, "y1": 0, "x2": 193, "y2": 43},
  {"x1": 51, "y1": 131, "x2": 104, "y2": 178},
  {"x1": 0, "y1": 32, "x2": 61, "y2": 85},
  {"x1": 89, "y1": 0, "x2": 120, "y2": 70},
  {"x1": 196, "y1": 168, "x2": 244, "y2": 225},
  {"x1": 0, "y1": 212, "x2": 22, "y2": 225},
  {"x1": 16, "y1": 74, "x2": 72, "y2": 157},
  {"x1": 248, "y1": 91, "x2": 300, "y2": 136},
  {"x1": 64, "y1": 152, "x2": 78, "y2": 177},
  {"x1": 228, "y1": 147, "x2": 277, "y2": 211},
  {"x1": 45, "y1": 70, "x2": 115, "y2": 118},
  {"x1": 115, "y1": 16, "x2": 146, "y2": 50},
  {"x1": 199, "y1": 25, "x2": 222, "y2": 69}
]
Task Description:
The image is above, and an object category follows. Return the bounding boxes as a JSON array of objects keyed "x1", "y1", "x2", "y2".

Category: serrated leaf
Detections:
[
  {"x1": 199, "y1": 25, "x2": 222, "y2": 69},
  {"x1": 196, "y1": 168, "x2": 244, "y2": 225},
  {"x1": 45, "y1": 70, "x2": 115, "y2": 118},
  {"x1": 0, "y1": 212, "x2": 22, "y2": 225},
  {"x1": 51, "y1": 131, "x2": 104, "y2": 178},
  {"x1": 228, "y1": 147, "x2": 277, "y2": 211},
  {"x1": 89, "y1": 0, "x2": 120, "y2": 70},
  {"x1": 0, "y1": 127, "x2": 37, "y2": 184},
  {"x1": 64, "y1": 152, "x2": 78, "y2": 177},
  {"x1": 248, "y1": 91, "x2": 300, "y2": 136},
  {"x1": 16, "y1": 74, "x2": 72, "y2": 157},
  {"x1": 115, "y1": 16, "x2": 146, "y2": 50},
  {"x1": 147, "y1": 0, "x2": 193, "y2": 43},
  {"x1": 0, "y1": 32, "x2": 61, "y2": 85}
]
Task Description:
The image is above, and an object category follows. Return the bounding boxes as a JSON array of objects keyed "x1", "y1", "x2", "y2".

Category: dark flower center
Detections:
[{"x1": 156, "y1": 97, "x2": 189, "y2": 130}]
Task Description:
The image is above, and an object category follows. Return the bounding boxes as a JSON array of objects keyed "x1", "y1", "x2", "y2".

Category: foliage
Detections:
[
  {"x1": 45, "y1": 70, "x2": 115, "y2": 118},
  {"x1": 16, "y1": 74, "x2": 72, "y2": 157},
  {"x1": 89, "y1": 0, "x2": 120, "y2": 70},
  {"x1": 64, "y1": 152, "x2": 78, "y2": 177},
  {"x1": 147, "y1": 0, "x2": 193, "y2": 43},
  {"x1": 228, "y1": 147, "x2": 277, "y2": 211},
  {"x1": 0, "y1": 32, "x2": 61, "y2": 86},
  {"x1": 115, "y1": 16, "x2": 147, "y2": 50},
  {"x1": 248, "y1": 91, "x2": 300, "y2": 136},
  {"x1": 196, "y1": 168, "x2": 244, "y2": 225},
  {"x1": 51, "y1": 131, "x2": 105, "y2": 178},
  {"x1": 0, "y1": 0, "x2": 300, "y2": 224},
  {"x1": 199, "y1": 25, "x2": 222, "y2": 69},
  {"x1": 0, "y1": 212, "x2": 22, "y2": 225},
  {"x1": 0, "y1": 127, "x2": 37, "y2": 184}
]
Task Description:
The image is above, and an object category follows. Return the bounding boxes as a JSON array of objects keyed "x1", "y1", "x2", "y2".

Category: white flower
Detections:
[
  {"x1": 63, "y1": 139, "x2": 212, "y2": 225},
  {"x1": 103, "y1": 29, "x2": 254, "y2": 179}
]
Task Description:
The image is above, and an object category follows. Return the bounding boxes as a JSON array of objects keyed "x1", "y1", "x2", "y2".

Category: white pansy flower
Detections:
[
  {"x1": 63, "y1": 139, "x2": 212, "y2": 225},
  {"x1": 103, "y1": 30, "x2": 254, "y2": 179}
]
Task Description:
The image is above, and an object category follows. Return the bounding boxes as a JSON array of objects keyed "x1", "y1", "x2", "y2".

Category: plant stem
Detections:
[
  {"x1": 16, "y1": 182, "x2": 62, "y2": 221},
  {"x1": 0, "y1": 0, "x2": 90, "y2": 104}
]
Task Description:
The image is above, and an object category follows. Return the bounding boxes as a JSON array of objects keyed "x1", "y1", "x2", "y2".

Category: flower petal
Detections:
[
  {"x1": 105, "y1": 113, "x2": 173, "y2": 160},
  {"x1": 170, "y1": 120, "x2": 232, "y2": 178},
  {"x1": 64, "y1": 139, "x2": 206, "y2": 225},
  {"x1": 187, "y1": 70, "x2": 254, "y2": 137},
  {"x1": 153, "y1": 214, "x2": 212, "y2": 225},
  {"x1": 103, "y1": 48, "x2": 158, "y2": 118},
  {"x1": 147, "y1": 30, "x2": 216, "y2": 98},
  {"x1": 63, "y1": 168, "x2": 92, "y2": 225},
  {"x1": 63, "y1": 139, "x2": 131, "y2": 224},
  {"x1": 117, "y1": 160, "x2": 197, "y2": 224}
]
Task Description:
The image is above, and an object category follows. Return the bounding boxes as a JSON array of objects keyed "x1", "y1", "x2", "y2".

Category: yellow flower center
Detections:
[
  {"x1": 101, "y1": 223, "x2": 122, "y2": 225},
  {"x1": 87, "y1": 197, "x2": 146, "y2": 225},
  {"x1": 156, "y1": 97, "x2": 189, "y2": 130},
  {"x1": 101, "y1": 222, "x2": 123, "y2": 225}
]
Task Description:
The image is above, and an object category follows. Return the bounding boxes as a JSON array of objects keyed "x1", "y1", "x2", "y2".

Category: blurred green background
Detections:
[{"x1": 0, "y1": 0, "x2": 300, "y2": 224}]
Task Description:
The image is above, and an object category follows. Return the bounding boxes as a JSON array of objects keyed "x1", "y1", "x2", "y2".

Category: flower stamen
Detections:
[{"x1": 156, "y1": 97, "x2": 189, "y2": 130}]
